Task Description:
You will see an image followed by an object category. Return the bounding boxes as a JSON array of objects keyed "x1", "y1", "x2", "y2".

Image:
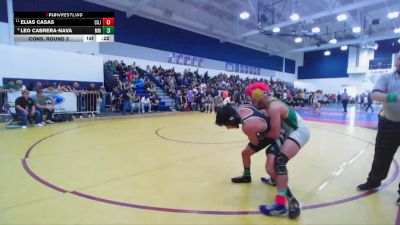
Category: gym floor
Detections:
[{"x1": 1, "y1": 104, "x2": 398, "y2": 225}]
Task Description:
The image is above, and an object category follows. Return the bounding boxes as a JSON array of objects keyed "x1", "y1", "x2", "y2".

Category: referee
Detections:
[
  {"x1": 341, "y1": 88, "x2": 350, "y2": 113},
  {"x1": 357, "y1": 52, "x2": 400, "y2": 205}
]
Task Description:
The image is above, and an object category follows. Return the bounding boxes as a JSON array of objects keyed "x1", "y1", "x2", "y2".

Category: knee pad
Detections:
[
  {"x1": 265, "y1": 131, "x2": 285, "y2": 155},
  {"x1": 275, "y1": 152, "x2": 289, "y2": 175},
  {"x1": 266, "y1": 141, "x2": 279, "y2": 155},
  {"x1": 248, "y1": 138, "x2": 272, "y2": 152}
]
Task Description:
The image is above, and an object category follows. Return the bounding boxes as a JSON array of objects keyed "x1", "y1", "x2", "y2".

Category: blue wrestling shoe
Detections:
[
  {"x1": 259, "y1": 203, "x2": 287, "y2": 216},
  {"x1": 260, "y1": 177, "x2": 276, "y2": 186}
]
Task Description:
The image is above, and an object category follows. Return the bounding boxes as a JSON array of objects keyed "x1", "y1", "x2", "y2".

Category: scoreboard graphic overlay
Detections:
[{"x1": 14, "y1": 12, "x2": 114, "y2": 42}]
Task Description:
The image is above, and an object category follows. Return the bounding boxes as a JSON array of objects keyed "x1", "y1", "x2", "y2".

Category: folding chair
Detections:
[{"x1": 3, "y1": 103, "x2": 22, "y2": 129}]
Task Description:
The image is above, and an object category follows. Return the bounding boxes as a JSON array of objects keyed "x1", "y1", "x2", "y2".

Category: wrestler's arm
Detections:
[
  {"x1": 265, "y1": 104, "x2": 282, "y2": 139},
  {"x1": 242, "y1": 122, "x2": 264, "y2": 145}
]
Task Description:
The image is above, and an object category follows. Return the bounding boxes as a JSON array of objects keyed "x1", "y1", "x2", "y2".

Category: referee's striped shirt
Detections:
[{"x1": 372, "y1": 71, "x2": 400, "y2": 122}]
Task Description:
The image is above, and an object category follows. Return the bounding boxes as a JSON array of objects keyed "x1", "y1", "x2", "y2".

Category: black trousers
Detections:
[
  {"x1": 38, "y1": 108, "x2": 54, "y2": 120},
  {"x1": 365, "y1": 103, "x2": 373, "y2": 112},
  {"x1": 342, "y1": 99, "x2": 349, "y2": 112},
  {"x1": 368, "y1": 116, "x2": 400, "y2": 193}
]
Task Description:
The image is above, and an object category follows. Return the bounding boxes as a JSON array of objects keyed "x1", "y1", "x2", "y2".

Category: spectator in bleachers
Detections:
[
  {"x1": 72, "y1": 82, "x2": 83, "y2": 92},
  {"x1": 175, "y1": 90, "x2": 183, "y2": 112},
  {"x1": 169, "y1": 84, "x2": 177, "y2": 97},
  {"x1": 322, "y1": 94, "x2": 329, "y2": 105},
  {"x1": 57, "y1": 82, "x2": 70, "y2": 92},
  {"x1": 293, "y1": 93, "x2": 302, "y2": 108},
  {"x1": 129, "y1": 79, "x2": 136, "y2": 90},
  {"x1": 186, "y1": 89, "x2": 194, "y2": 111},
  {"x1": 204, "y1": 93, "x2": 214, "y2": 113},
  {"x1": 201, "y1": 92, "x2": 207, "y2": 112},
  {"x1": 239, "y1": 92, "x2": 248, "y2": 105},
  {"x1": 66, "y1": 84, "x2": 73, "y2": 91},
  {"x1": 222, "y1": 90, "x2": 233, "y2": 106},
  {"x1": 72, "y1": 81, "x2": 85, "y2": 112},
  {"x1": 214, "y1": 92, "x2": 223, "y2": 111},
  {"x1": 15, "y1": 80, "x2": 26, "y2": 91},
  {"x1": 282, "y1": 90, "x2": 288, "y2": 101},
  {"x1": 131, "y1": 91, "x2": 140, "y2": 113},
  {"x1": 144, "y1": 78, "x2": 152, "y2": 90},
  {"x1": 329, "y1": 93, "x2": 336, "y2": 103},
  {"x1": 15, "y1": 90, "x2": 44, "y2": 128},
  {"x1": 337, "y1": 91, "x2": 341, "y2": 103},
  {"x1": 87, "y1": 83, "x2": 98, "y2": 91},
  {"x1": 299, "y1": 91, "x2": 305, "y2": 104},
  {"x1": 121, "y1": 84, "x2": 133, "y2": 115},
  {"x1": 32, "y1": 81, "x2": 43, "y2": 91},
  {"x1": 0, "y1": 85, "x2": 5, "y2": 113},
  {"x1": 231, "y1": 91, "x2": 240, "y2": 106},
  {"x1": 140, "y1": 95, "x2": 151, "y2": 113},
  {"x1": 168, "y1": 76, "x2": 176, "y2": 90},
  {"x1": 111, "y1": 86, "x2": 121, "y2": 112},
  {"x1": 42, "y1": 83, "x2": 58, "y2": 92},
  {"x1": 87, "y1": 83, "x2": 99, "y2": 112},
  {"x1": 99, "y1": 86, "x2": 108, "y2": 113},
  {"x1": 284, "y1": 94, "x2": 294, "y2": 106},
  {"x1": 147, "y1": 83, "x2": 156, "y2": 94},
  {"x1": 181, "y1": 89, "x2": 188, "y2": 111},
  {"x1": 303, "y1": 92, "x2": 309, "y2": 104},
  {"x1": 126, "y1": 71, "x2": 134, "y2": 81},
  {"x1": 25, "y1": 82, "x2": 34, "y2": 91},
  {"x1": 3, "y1": 80, "x2": 19, "y2": 91},
  {"x1": 193, "y1": 89, "x2": 203, "y2": 111},
  {"x1": 199, "y1": 81, "x2": 207, "y2": 94},
  {"x1": 33, "y1": 89, "x2": 55, "y2": 124},
  {"x1": 150, "y1": 93, "x2": 160, "y2": 112}
]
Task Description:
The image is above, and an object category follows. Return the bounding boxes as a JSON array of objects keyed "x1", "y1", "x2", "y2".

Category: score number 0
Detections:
[{"x1": 102, "y1": 18, "x2": 114, "y2": 26}]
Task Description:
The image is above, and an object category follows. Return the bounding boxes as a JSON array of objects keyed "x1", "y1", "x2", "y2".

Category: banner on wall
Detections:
[
  {"x1": 369, "y1": 57, "x2": 392, "y2": 70},
  {"x1": 184, "y1": 55, "x2": 191, "y2": 65},
  {"x1": 168, "y1": 52, "x2": 204, "y2": 67},
  {"x1": 192, "y1": 57, "x2": 198, "y2": 67},
  {"x1": 239, "y1": 64, "x2": 244, "y2": 73},
  {"x1": 7, "y1": 91, "x2": 77, "y2": 113},
  {"x1": 225, "y1": 63, "x2": 234, "y2": 72},
  {"x1": 168, "y1": 53, "x2": 176, "y2": 63},
  {"x1": 177, "y1": 54, "x2": 184, "y2": 64},
  {"x1": 227, "y1": 62, "x2": 260, "y2": 75},
  {"x1": 199, "y1": 58, "x2": 204, "y2": 67},
  {"x1": 252, "y1": 67, "x2": 257, "y2": 75}
]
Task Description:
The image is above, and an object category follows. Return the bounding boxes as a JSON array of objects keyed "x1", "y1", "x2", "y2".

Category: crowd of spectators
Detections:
[
  {"x1": 0, "y1": 80, "x2": 105, "y2": 117},
  {"x1": 104, "y1": 60, "x2": 162, "y2": 114},
  {"x1": 0, "y1": 79, "x2": 104, "y2": 94},
  {"x1": 103, "y1": 60, "x2": 352, "y2": 114},
  {"x1": 1, "y1": 60, "x2": 348, "y2": 126},
  {"x1": 139, "y1": 63, "x2": 330, "y2": 112}
]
